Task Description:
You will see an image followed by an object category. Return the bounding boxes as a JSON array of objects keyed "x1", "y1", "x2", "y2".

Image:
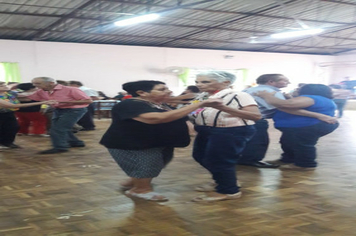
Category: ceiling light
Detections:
[
  {"x1": 270, "y1": 28, "x2": 324, "y2": 39},
  {"x1": 114, "y1": 13, "x2": 160, "y2": 26}
]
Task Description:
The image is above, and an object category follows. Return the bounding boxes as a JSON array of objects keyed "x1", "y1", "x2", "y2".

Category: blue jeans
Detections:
[
  {"x1": 239, "y1": 119, "x2": 269, "y2": 164},
  {"x1": 50, "y1": 108, "x2": 87, "y2": 150},
  {"x1": 277, "y1": 122, "x2": 339, "y2": 167},
  {"x1": 193, "y1": 125, "x2": 256, "y2": 194}
]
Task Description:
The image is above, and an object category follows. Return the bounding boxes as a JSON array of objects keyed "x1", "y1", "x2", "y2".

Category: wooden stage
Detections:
[{"x1": 1, "y1": 111, "x2": 356, "y2": 236}]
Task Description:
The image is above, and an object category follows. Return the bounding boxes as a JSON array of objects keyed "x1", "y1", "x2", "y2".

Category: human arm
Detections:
[
  {"x1": 255, "y1": 90, "x2": 314, "y2": 108},
  {"x1": 208, "y1": 104, "x2": 262, "y2": 121},
  {"x1": 0, "y1": 100, "x2": 56, "y2": 108},
  {"x1": 58, "y1": 99, "x2": 93, "y2": 104},
  {"x1": 133, "y1": 98, "x2": 223, "y2": 124},
  {"x1": 257, "y1": 90, "x2": 338, "y2": 123},
  {"x1": 278, "y1": 108, "x2": 338, "y2": 124}
]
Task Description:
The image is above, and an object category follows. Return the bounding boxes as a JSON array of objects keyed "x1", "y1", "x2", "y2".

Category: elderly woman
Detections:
[
  {"x1": 100, "y1": 80, "x2": 220, "y2": 202},
  {"x1": 191, "y1": 71, "x2": 261, "y2": 202},
  {"x1": 257, "y1": 84, "x2": 339, "y2": 169},
  {"x1": 0, "y1": 82, "x2": 53, "y2": 150}
]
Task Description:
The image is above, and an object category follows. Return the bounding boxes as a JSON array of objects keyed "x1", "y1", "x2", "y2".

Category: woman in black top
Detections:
[{"x1": 100, "y1": 80, "x2": 220, "y2": 202}]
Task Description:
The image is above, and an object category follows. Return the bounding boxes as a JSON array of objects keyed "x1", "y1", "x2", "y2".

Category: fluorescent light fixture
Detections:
[
  {"x1": 114, "y1": 13, "x2": 160, "y2": 26},
  {"x1": 270, "y1": 28, "x2": 324, "y2": 39}
]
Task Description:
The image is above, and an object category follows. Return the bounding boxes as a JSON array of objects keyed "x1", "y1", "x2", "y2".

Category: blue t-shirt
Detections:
[{"x1": 273, "y1": 95, "x2": 336, "y2": 128}]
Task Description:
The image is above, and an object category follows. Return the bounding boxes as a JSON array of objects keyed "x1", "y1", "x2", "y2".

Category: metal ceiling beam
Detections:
[
  {"x1": 1, "y1": 26, "x2": 348, "y2": 51},
  {"x1": 259, "y1": 25, "x2": 356, "y2": 51},
  {"x1": 157, "y1": 0, "x2": 299, "y2": 46},
  {"x1": 26, "y1": 0, "x2": 99, "y2": 40},
  {"x1": 320, "y1": 0, "x2": 356, "y2": 6}
]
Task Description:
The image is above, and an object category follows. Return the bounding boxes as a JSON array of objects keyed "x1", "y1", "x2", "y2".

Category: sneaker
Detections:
[
  {"x1": 280, "y1": 164, "x2": 316, "y2": 171},
  {"x1": 6, "y1": 143, "x2": 22, "y2": 149},
  {"x1": 0, "y1": 145, "x2": 10, "y2": 150},
  {"x1": 38, "y1": 149, "x2": 68, "y2": 154},
  {"x1": 267, "y1": 159, "x2": 292, "y2": 165}
]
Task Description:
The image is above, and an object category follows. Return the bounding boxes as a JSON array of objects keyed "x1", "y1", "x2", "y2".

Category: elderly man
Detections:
[
  {"x1": 239, "y1": 74, "x2": 337, "y2": 168},
  {"x1": 69, "y1": 81, "x2": 99, "y2": 131},
  {"x1": 28, "y1": 77, "x2": 92, "y2": 154}
]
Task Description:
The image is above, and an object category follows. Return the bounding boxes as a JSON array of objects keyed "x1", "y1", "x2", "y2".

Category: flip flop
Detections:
[
  {"x1": 119, "y1": 185, "x2": 133, "y2": 191},
  {"x1": 125, "y1": 190, "x2": 169, "y2": 202},
  {"x1": 192, "y1": 192, "x2": 242, "y2": 202}
]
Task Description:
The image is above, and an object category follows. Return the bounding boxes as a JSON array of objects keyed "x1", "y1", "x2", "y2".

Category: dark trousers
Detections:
[
  {"x1": 277, "y1": 122, "x2": 339, "y2": 167},
  {"x1": 333, "y1": 99, "x2": 347, "y2": 118},
  {"x1": 0, "y1": 112, "x2": 19, "y2": 146},
  {"x1": 239, "y1": 119, "x2": 269, "y2": 164},
  {"x1": 77, "y1": 103, "x2": 95, "y2": 129},
  {"x1": 50, "y1": 108, "x2": 87, "y2": 150},
  {"x1": 193, "y1": 125, "x2": 255, "y2": 194}
]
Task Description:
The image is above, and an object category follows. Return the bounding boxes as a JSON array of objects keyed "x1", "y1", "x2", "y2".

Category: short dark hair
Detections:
[
  {"x1": 122, "y1": 80, "x2": 165, "y2": 97},
  {"x1": 186, "y1": 85, "x2": 200, "y2": 93},
  {"x1": 256, "y1": 74, "x2": 284, "y2": 84},
  {"x1": 17, "y1": 83, "x2": 36, "y2": 91},
  {"x1": 299, "y1": 84, "x2": 333, "y2": 99},
  {"x1": 69, "y1": 81, "x2": 83, "y2": 86}
]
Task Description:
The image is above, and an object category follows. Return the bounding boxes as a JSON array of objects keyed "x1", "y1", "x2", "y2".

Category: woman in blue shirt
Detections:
[{"x1": 257, "y1": 84, "x2": 339, "y2": 169}]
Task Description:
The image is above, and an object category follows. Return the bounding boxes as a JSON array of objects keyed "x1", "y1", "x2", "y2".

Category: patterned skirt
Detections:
[{"x1": 108, "y1": 147, "x2": 174, "y2": 178}]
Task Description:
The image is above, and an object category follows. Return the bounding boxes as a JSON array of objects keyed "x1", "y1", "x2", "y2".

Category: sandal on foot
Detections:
[
  {"x1": 119, "y1": 185, "x2": 133, "y2": 191},
  {"x1": 192, "y1": 192, "x2": 242, "y2": 202},
  {"x1": 195, "y1": 182, "x2": 216, "y2": 192},
  {"x1": 125, "y1": 190, "x2": 169, "y2": 202},
  {"x1": 195, "y1": 181, "x2": 241, "y2": 192}
]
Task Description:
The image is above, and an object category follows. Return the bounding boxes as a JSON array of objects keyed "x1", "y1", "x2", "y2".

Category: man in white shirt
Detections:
[{"x1": 69, "y1": 81, "x2": 99, "y2": 131}]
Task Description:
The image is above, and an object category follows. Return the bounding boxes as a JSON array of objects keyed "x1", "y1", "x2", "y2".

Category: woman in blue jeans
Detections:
[{"x1": 257, "y1": 84, "x2": 339, "y2": 169}]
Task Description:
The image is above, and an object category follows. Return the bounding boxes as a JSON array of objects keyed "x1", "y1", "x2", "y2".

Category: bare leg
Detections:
[
  {"x1": 129, "y1": 178, "x2": 153, "y2": 193},
  {"x1": 120, "y1": 178, "x2": 133, "y2": 188}
]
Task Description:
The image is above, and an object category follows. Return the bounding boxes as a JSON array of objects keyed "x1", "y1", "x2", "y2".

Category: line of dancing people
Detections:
[
  {"x1": 100, "y1": 72, "x2": 339, "y2": 202},
  {"x1": 1, "y1": 73, "x2": 340, "y2": 202}
]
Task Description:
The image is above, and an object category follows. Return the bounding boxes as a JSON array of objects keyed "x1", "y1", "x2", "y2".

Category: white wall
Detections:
[
  {"x1": 0, "y1": 39, "x2": 335, "y2": 96},
  {"x1": 329, "y1": 50, "x2": 356, "y2": 83}
]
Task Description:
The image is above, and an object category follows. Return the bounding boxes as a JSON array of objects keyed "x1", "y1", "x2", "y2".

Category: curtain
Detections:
[
  {"x1": 1, "y1": 62, "x2": 22, "y2": 83},
  {"x1": 178, "y1": 68, "x2": 190, "y2": 86}
]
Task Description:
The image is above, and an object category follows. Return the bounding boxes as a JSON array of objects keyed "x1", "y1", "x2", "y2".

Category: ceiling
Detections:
[{"x1": 1, "y1": 0, "x2": 356, "y2": 55}]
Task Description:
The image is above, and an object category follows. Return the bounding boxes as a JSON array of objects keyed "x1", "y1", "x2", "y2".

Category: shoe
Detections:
[
  {"x1": 0, "y1": 145, "x2": 10, "y2": 150},
  {"x1": 280, "y1": 164, "x2": 316, "y2": 171},
  {"x1": 38, "y1": 149, "x2": 68, "y2": 154},
  {"x1": 267, "y1": 159, "x2": 292, "y2": 165},
  {"x1": 239, "y1": 161, "x2": 279, "y2": 168},
  {"x1": 29, "y1": 134, "x2": 50, "y2": 137},
  {"x1": 70, "y1": 143, "x2": 85, "y2": 148},
  {"x1": 5, "y1": 143, "x2": 22, "y2": 149},
  {"x1": 192, "y1": 192, "x2": 242, "y2": 202},
  {"x1": 195, "y1": 181, "x2": 241, "y2": 192},
  {"x1": 125, "y1": 190, "x2": 168, "y2": 202}
]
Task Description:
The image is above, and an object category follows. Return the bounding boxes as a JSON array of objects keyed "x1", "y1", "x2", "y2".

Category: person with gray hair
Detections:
[
  {"x1": 191, "y1": 71, "x2": 261, "y2": 202},
  {"x1": 27, "y1": 77, "x2": 92, "y2": 154}
]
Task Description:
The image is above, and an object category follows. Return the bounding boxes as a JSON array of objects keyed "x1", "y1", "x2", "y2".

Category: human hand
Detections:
[
  {"x1": 318, "y1": 114, "x2": 338, "y2": 124},
  {"x1": 45, "y1": 100, "x2": 58, "y2": 105},
  {"x1": 199, "y1": 98, "x2": 224, "y2": 108},
  {"x1": 254, "y1": 90, "x2": 276, "y2": 98}
]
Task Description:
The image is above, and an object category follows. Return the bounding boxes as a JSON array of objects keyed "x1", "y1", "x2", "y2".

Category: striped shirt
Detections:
[{"x1": 193, "y1": 88, "x2": 257, "y2": 127}]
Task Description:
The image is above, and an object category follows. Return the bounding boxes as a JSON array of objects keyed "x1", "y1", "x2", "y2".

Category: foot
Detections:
[
  {"x1": 0, "y1": 145, "x2": 10, "y2": 150},
  {"x1": 195, "y1": 181, "x2": 241, "y2": 192},
  {"x1": 38, "y1": 148, "x2": 68, "y2": 154},
  {"x1": 70, "y1": 143, "x2": 85, "y2": 148},
  {"x1": 267, "y1": 159, "x2": 292, "y2": 165},
  {"x1": 5, "y1": 143, "x2": 22, "y2": 149},
  {"x1": 192, "y1": 192, "x2": 242, "y2": 202},
  {"x1": 239, "y1": 161, "x2": 279, "y2": 168},
  {"x1": 280, "y1": 164, "x2": 316, "y2": 171},
  {"x1": 125, "y1": 190, "x2": 168, "y2": 202},
  {"x1": 119, "y1": 179, "x2": 134, "y2": 190}
]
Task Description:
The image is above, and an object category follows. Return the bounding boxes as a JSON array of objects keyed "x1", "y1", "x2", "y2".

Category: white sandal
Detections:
[{"x1": 125, "y1": 190, "x2": 169, "y2": 202}]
